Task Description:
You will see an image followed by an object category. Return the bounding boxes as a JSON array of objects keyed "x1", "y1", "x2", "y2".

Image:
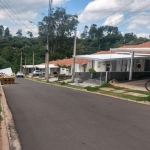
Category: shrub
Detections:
[
  {"x1": 84, "y1": 86, "x2": 99, "y2": 92},
  {"x1": 89, "y1": 68, "x2": 96, "y2": 73}
]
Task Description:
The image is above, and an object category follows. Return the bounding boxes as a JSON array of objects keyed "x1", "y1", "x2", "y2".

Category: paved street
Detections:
[{"x1": 3, "y1": 78, "x2": 150, "y2": 150}]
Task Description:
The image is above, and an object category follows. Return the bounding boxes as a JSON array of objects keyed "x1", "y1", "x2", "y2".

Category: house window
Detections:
[
  {"x1": 106, "y1": 63, "x2": 110, "y2": 71},
  {"x1": 98, "y1": 62, "x2": 101, "y2": 68},
  {"x1": 82, "y1": 64, "x2": 87, "y2": 72}
]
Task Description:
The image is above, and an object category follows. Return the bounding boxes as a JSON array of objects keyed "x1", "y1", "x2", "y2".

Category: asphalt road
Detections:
[{"x1": 3, "y1": 78, "x2": 150, "y2": 150}]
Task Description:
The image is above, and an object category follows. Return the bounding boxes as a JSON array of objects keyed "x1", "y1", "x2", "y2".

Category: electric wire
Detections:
[
  {"x1": 3, "y1": 0, "x2": 33, "y2": 32},
  {"x1": 106, "y1": 1, "x2": 150, "y2": 28},
  {"x1": 78, "y1": 0, "x2": 134, "y2": 31},
  {"x1": 0, "y1": 3, "x2": 26, "y2": 33}
]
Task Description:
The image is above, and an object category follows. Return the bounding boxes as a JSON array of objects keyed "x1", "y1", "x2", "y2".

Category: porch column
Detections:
[
  {"x1": 129, "y1": 51, "x2": 134, "y2": 81},
  {"x1": 127, "y1": 60, "x2": 130, "y2": 71}
]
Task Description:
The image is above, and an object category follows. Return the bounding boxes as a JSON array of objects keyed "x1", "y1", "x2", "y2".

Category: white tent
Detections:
[
  {"x1": 23, "y1": 64, "x2": 58, "y2": 69},
  {"x1": 75, "y1": 54, "x2": 150, "y2": 62},
  {"x1": 0, "y1": 68, "x2": 13, "y2": 76}
]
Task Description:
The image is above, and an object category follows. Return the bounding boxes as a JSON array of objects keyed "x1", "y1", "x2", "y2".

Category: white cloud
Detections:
[
  {"x1": 127, "y1": 24, "x2": 138, "y2": 30},
  {"x1": 0, "y1": 0, "x2": 69, "y2": 36},
  {"x1": 78, "y1": 0, "x2": 150, "y2": 24},
  {"x1": 77, "y1": 30, "x2": 81, "y2": 38},
  {"x1": 78, "y1": 0, "x2": 119, "y2": 23},
  {"x1": 103, "y1": 14, "x2": 124, "y2": 26},
  {"x1": 136, "y1": 33, "x2": 150, "y2": 39}
]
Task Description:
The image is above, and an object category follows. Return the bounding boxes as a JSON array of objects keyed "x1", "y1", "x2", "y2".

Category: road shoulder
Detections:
[{"x1": 0, "y1": 85, "x2": 22, "y2": 150}]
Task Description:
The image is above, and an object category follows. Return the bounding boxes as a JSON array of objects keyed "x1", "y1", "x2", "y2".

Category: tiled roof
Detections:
[
  {"x1": 41, "y1": 41, "x2": 150, "y2": 66},
  {"x1": 47, "y1": 58, "x2": 91, "y2": 66},
  {"x1": 119, "y1": 41, "x2": 150, "y2": 54}
]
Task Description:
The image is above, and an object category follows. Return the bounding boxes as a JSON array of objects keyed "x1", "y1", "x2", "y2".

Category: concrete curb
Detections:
[
  {"x1": 27, "y1": 78, "x2": 150, "y2": 106},
  {"x1": 0, "y1": 85, "x2": 22, "y2": 150}
]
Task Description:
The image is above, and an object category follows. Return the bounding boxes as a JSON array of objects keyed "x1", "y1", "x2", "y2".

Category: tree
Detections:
[
  {"x1": 4, "y1": 27, "x2": 10, "y2": 37},
  {"x1": 27, "y1": 31, "x2": 33, "y2": 38},
  {"x1": 0, "y1": 56, "x2": 11, "y2": 69},
  {"x1": 81, "y1": 25, "x2": 89, "y2": 39},
  {"x1": 0, "y1": 25, "x2": 4, "y2": 38},
  {"x1": 38, "y1": 7, "x2": 79, "y2": 56},
  {"x1": 16, "y1": 29, "x2": 22, "y2": 37},
  {"x1": 89, "y1": 24, "x2": 97, "y2": 38}
]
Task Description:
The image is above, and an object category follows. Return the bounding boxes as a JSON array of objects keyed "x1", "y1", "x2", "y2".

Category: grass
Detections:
[
  {"x1": 27, "y1": 77, "x2": 150, "y2": 103},
  {"x1": 100, "y1": 82, "x2": 125, "y2": 90},
  {"x1": 99, "y1": 90, "x2": 150, "y2": 102},
  {"x1": 125, "y1": 89, "x2": 150, "y2": 96},
  {"x1": 84, "y1": 86, "x2": 100, "y2": 92}
]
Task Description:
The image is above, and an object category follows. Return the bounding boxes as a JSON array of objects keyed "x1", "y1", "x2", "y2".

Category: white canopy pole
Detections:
[{"x1": 129, "y1": 51, "x2": 134, "y2": 81}]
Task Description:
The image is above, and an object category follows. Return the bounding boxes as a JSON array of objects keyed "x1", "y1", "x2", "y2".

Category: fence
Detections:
[
  {"x1": 75, "y1": 71, "x2": 150, "y2": 83},
  {"x1": 0, "y1": 77, "x2": 15, "y2": 85}
]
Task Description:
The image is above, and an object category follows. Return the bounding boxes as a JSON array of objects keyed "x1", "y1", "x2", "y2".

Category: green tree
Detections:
[
  {"x1": 81, "y1": 25, "x2": 89, "y2": 39},
  {"x1": 27, "y1": 31, "x2": 33, "y2": 38},
  {"x1": 16, "y1": 29, "x2": 22, "y2": 37},
  {"x1": 89, "y1": 24, "x2": 97, "y2": 38},
  {"x1": 4, "y1": 27, "x2": 10, "y2": 37},
  {"x1": 0, "y1": 25, "x2": 4, "y2": 38},
  {"x1": 38, "y1": 7, "x2": 78, "y2": 56},
  {"x1": 0, "y1": 56, "x2": 11, "y2": 69}
]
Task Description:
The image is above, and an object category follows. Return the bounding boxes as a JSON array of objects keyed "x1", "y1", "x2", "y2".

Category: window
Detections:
[
  {"x1": 98, "y1": 62, "x2": 101, "y2": 68},
  {"x1": 106, "y1": 63, "x2": 110, "y2": 71}
]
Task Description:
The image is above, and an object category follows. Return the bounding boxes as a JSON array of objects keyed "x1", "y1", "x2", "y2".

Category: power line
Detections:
[
  {"x1": 3, "y1": 0, "x2": 33, "y2": 32},
  {"x1": 119, "y1": 7, "x2": 150, "y2": 28},
  {"x1": 107, "y1": 1, "x2": 150, "y2": 27},
  {"x1": 0, "y1": 3, "x2": 26, "y2": 33},
  {"x1": 78, "y1": 0, "x2": 134, "y2": 31}
]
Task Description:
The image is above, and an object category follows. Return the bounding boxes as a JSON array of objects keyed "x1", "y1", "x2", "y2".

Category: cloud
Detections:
[
  {"x1": 78, "y1": 0, "x2": 119, "y2": 23},
  {"x1": 0, "y1": 0, "x2": 69, "y2": 35},
  {"x1": 127, "y1": 24, "x2": 138, "y2": 30},
  {"x1": 78, "y1": 0, "x2": 150, "y2": 24},
  {"x1": 103, "y1": 14, "x2": 124, "y2": 26},
  {"x1": 136, "y1": 33, "x2": 150, "y2": 39}
]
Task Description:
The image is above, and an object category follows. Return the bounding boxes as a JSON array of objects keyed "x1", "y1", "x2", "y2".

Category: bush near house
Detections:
[
  {"x1": 56, "y1": 74, "x2": 71, "y2": 81},
  {"x1": 89, "y1": 68, "x2": 96, "y2": 73}
]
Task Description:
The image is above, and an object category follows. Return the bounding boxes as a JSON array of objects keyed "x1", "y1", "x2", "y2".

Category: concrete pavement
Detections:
[
  {"x1": 116, "y1": 79, "x2": 148, "y2": 91},
  {"x1": 3, "y1": 78, "x2": 150, "y2": 150}
]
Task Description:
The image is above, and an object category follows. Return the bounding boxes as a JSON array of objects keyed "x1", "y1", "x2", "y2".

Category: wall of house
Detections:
[
  {"x1": 94, "y1": 61, "x2": 106, "y2": 72},
  {"x1": 116, "y1": 60, "x2": 128, "y2": 72},
  {"x1": 133, "y1": 59, "x2": 145, "y2": 72},
  {"x1": 60, "y1": 68, "x2": 70, "y2": 75},
  {"x1": 74, "y1": 62, "x2": 92, "y2": 73}
]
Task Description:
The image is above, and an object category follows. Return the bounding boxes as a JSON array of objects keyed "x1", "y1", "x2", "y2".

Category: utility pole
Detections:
[
  {"x1": 20, "y1": 50, "x2": 22, "y2": 72},
  {"x1": 25, "y1": 55, "x2": 26, "y2": 75},
  {"x1": 71, "y1": 27, "x2": 77, "y2": 82},
  {"x1": 45, "y1": 0, "x2": 53, "y2": 82},
  {"x1": 33, "y1": 50, "x2": 34, "y2": 71}
]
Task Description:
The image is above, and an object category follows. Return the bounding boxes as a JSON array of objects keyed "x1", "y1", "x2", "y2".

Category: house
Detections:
[
  {"x1": 48, "y1": 58, "x2": 91, "y2": 75},
  {"x1": 23, "y1": 58, "x2": 91, "y2": 76},
  {"x1": 22, "y1": 64, "x2": 59, "y2": 75},
  {"x1": 75, "y1": 41, "x2": 150, "y2": 82}
]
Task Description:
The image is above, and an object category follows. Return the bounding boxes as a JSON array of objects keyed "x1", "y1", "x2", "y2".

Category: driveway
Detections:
[
  {"x1": 3, "y1": 78, "x2": 150, "y2": 150},
  {"x1": 117, "y1": 79, "x2": 149, "y2": 91}
]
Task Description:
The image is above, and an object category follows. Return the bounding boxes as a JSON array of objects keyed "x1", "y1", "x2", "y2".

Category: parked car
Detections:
[
  {"x1": 33, "y1": 70, "x2": 44, "y2": 76},
  {"x1": 16, "y1": 71, "x2": 24, "y2": 78}
]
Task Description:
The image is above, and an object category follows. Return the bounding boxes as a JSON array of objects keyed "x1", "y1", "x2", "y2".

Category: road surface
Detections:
[{"x1": 3, "y1": 78, "x2": 150, "y2": 150}]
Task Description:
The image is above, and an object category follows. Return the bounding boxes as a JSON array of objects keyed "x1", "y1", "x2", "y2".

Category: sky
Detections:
[{"x1": 0, "y1": 0, "x2": 150, "y2": 38}]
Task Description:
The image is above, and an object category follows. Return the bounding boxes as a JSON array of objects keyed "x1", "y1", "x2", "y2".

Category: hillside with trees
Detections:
[{"x1": 0, "y1": 7, "x2": 149, "y2": 72}]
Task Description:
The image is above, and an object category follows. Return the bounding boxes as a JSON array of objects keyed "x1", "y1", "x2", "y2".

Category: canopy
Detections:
[
  {"x1": 75, "y1": 54, "x2": 150, "y2": 62},
  {"x1": 23, "y1": 64, "x2": 58, "y2": 69}
]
